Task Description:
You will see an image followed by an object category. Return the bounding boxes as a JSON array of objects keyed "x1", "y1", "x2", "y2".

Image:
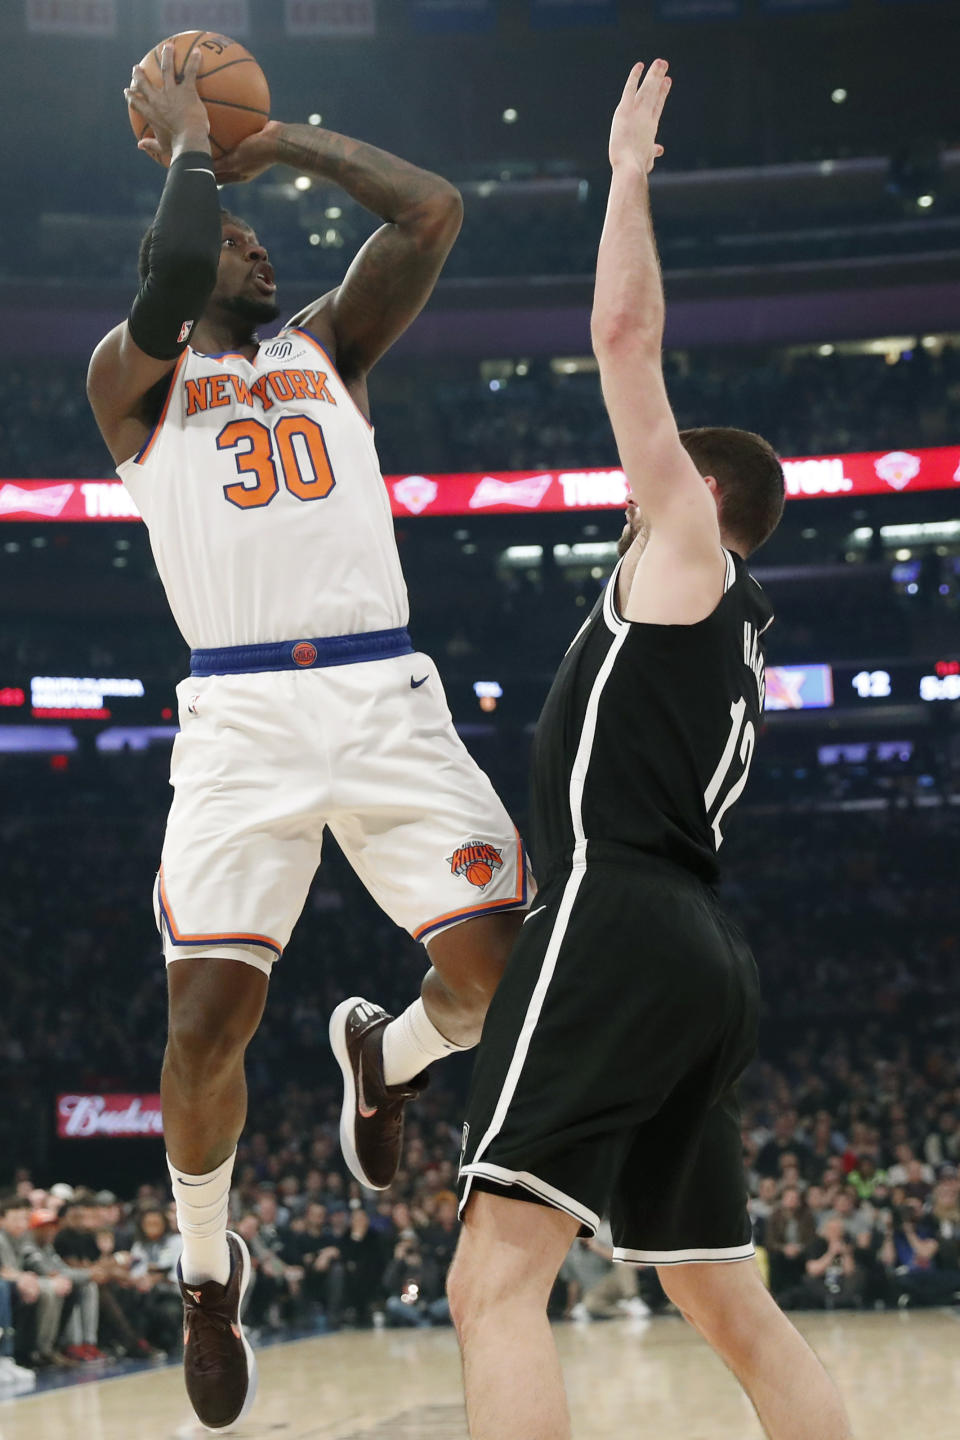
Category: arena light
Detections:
[
  {"x1": 830, "y1": 88, "x2": 847, "y2": 104},
  {"x1": 503, "y1": 545, "x2": 543, "y2": 563},
  {"x1": 294, "y1": 175, "x2": 312, "y2": 192},
  {"x1": 325, "y1": 205, "x2": 342, "y2": 219},
  {"x1": 502, "y1": 107, "x2": 518, "y2": 124},
  {"x1": 917, "y1": 193, "x2": 935, "y2": 209},
  {"x1": 308, "y1": 113, "x2": 322, "y2": 126}
]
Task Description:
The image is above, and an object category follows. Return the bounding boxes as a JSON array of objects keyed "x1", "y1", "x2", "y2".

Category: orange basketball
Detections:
[
  {"x1": 128, "y1": 31, "x2": 270, "y2": 165},
  {"x1": 466, "y1": 861, "x2": 494, "y2": 888}
]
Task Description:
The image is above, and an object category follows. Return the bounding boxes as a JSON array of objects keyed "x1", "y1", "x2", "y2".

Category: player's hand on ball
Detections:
[
  {"x1": 609, "y1": 59, "x2": 671, "y2": 175},
  {"x1": 125, "y1": 43, "x2": 210, "y2": 165},
  {"x1": 212, "y1": 120, "x2": 286, "y2": 185}
]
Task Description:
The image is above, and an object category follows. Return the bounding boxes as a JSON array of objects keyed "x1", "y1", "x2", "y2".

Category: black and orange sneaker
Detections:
[
  {"x1": 329, "y1": 996, "x2": 428, "y2": 1190},
  {"x1": 179, "y1": 1231, "x2": 257, "y2": 1432}
]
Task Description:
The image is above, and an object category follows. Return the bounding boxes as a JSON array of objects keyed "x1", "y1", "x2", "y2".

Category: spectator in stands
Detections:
[
  {"x1": 24, "y1": 1209, "x2": 101, "y2": 1363},
  {"x1": 765, "y1": 1186, "x2": 818, "y2": 1298},
  {"x1": 757, "y1": 1112, "x2": 812, "y2": 1179},
  {"x1": 285, "y1": 1200, "x2": 343, "y2": 1324},
  {"x1": 886, "y1": 1144, "x2": 935, "y2": 1190},
  {"x1": 782, "y1": 1217, "x2": 867, "y2": 1311},
  {"x1": 338, "y1": 1210, "x2": 385, "y2": 1326},
  {"x1": 383, "y1": 1234, "x2": 446, "y2": 1328},
  {"x1": 748, "y1": 1176, "x2": 780, "y2": 1247},
  {"x1": 561, "y1": 1223, "x2": 649, "y2": 1322},
  {"x1": 924, "y1": 1111, "x2": 960, "y2": 1170},
  {"x1": 0, "y1": 1197, "x2": 72, "y2": 1369},
  {"x1": 233, "y1": 1213, "x2": 301, "y2": 1333},
  {"x1": 128, "y1": 1206, "x2": 184, "y2": 1353}
]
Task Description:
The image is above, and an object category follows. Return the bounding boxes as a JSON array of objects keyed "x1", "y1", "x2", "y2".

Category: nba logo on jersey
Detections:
[
  {"x1": 447, "y1": 841, "x2": 503, "y2": 890},
  {"x1": 177, "y1": 320, "x2": 194, "y2": 344}
]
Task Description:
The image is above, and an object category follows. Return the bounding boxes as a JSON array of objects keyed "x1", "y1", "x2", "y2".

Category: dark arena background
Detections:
[{"x1": 1, "y1": 1, "x2": 959, "y2": 1435}]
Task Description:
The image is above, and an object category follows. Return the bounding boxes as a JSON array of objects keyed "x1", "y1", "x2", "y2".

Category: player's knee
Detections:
[
  {"x1": 659, "y1": 1260, "x2": 769, "y2": 1338},
  {"x1": 448, "y1": 1230, "x2": 554, "y2": 1340},
  {"x1": 447, "y1": 1247, "x2": 518, "y2": 1338},
  {"x1": 166, "y1": 959, "x2": 267, "y2": 1071}
]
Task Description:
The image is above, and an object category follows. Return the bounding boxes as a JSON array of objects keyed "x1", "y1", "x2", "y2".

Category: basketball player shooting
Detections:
[
  {"x1": 86, "y1": 48, "x2": 531, "y2": 1432},
  {"x1": 448, "y1": 62, "x2": 852, "y2": 1440}
]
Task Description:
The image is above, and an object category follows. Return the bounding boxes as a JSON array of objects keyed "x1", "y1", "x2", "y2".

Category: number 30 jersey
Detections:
[
  {"x1": 118, "y1": 327, "x2": 408, "y2": 649},
  {"x1": 528, "y1": 550, "x2": 774, "y2": 890}
]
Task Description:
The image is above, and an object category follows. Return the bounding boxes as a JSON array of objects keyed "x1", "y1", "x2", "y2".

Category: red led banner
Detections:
[{"x1": 2, "y1": 446, "x2": 958, "y2": 522}]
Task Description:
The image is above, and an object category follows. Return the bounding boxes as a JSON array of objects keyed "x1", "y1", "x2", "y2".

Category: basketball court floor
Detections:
[{"x1": 2, "y1": 1310, "x2": 957, "y2": 1439}]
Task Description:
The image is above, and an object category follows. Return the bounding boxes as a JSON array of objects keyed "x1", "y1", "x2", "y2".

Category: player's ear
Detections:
[{"x1": 703, "y1": 475, "x2": 719, "y2": 496}]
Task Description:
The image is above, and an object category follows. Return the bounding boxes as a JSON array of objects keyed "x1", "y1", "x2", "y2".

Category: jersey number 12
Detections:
[{"x1": 704, "y1": 697, "x2": 756, "y2": 849}]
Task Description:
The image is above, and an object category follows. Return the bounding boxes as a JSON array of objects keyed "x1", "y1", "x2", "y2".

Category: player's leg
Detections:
[
  {"x1": 657, "y1": 1259, "x2": 852, "y2": 1440},
  {"x1": 328, "y1": 652, "x2": 533, "y2": 1188},
  {"x1": 383, "y1": 908, "x2": 524, "y2": 1075},
  {"x1": 448, "y1": 1190, "x2": 579, "y2": 1440},
  {"x1": 162, "y1": 955, "x2": 269, "y2": 1271},
  {"x1": 156, "y1": 673, "x2": 325, "y2": 1430}
]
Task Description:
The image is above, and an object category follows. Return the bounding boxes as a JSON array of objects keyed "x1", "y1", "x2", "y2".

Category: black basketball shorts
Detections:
[{"x1": 458, "y1": 857, "x2": 760, "y2": 1265}]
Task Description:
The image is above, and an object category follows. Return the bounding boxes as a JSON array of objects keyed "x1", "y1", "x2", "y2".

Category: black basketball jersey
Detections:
[{"x1": 529, "y1": 549, "x2": 774, "y2": 888}]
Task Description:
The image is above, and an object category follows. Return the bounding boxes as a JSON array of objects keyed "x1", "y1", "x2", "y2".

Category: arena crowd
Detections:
[{"x1": 1, "y1": 339, "x2": 957, "y2": 481}]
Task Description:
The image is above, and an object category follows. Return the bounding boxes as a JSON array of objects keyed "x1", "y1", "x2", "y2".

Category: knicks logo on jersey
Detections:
[
  {"x1": 184, "y1": 368, "x2": 337, "y2": 417},
  {"x1": 743, "y1": 621, "x2": 766, "y2": 710},
  {"x1": 447, "y1": 841, "x2": 504, "y2": 890}
]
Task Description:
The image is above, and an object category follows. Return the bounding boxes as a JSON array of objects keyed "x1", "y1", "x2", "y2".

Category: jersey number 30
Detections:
[
  {"x1": 216, "y1": 416, "x2": 335, "y2": 509},
  {"x1": 704, "y1": 697, "x2": 756, "y2": 849}
]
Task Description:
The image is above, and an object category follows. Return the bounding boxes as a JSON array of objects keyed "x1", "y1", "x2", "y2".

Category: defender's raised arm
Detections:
[
  {"x1": 212, "y1": 121, "x2": 463, "y2": 382},
  {"x1": 592, "y1": 61, "x2": 727, "y2": 625}
]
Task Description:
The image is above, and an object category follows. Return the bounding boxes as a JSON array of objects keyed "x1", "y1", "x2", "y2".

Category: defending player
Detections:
[
  {"x1": 87, "y1": 50, "x2": 531, "y2": 1431},
  {"x1": 448, "y1": 63, "x2": 852, "y2": 1440}
]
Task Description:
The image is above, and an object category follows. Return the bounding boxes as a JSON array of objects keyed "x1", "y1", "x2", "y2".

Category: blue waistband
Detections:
[{"x1": 190, "y1": 627, "x2": 414, "y2": 676}]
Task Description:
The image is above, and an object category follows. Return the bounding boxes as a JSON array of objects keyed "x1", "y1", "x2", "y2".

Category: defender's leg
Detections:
[
  {"x1": 449, "y1": 1190, "x2": 578, "y2": 1440},
  {"x1": 658, "y1": 1259, "x2": 853, "y2": 1440}
]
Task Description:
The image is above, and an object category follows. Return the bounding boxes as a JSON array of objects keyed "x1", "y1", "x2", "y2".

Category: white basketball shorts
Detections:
[{"x1": 153, "y1": 651, "x2": 533, "y2": 976}]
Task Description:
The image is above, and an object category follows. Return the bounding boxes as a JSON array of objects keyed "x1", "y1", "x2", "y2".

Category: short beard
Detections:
[
  {"x1": 617, "y1": 513, "x2": 649, "y2": 558},
  {"x1": 219, "y1": 293, "x2": 282, "y2": 330}
]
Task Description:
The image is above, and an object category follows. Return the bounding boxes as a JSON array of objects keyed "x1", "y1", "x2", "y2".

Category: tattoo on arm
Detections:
[
  {"x1": 281, "y1": 124, "x2": 463, "y2": 375},
  {"x1": 275, "y1": 124, "x2": 458, "y2": 225}
]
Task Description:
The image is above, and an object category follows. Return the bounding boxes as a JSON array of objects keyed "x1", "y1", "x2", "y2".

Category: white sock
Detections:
[
  {"x1": 167, "y1": 1149, "x2": 235, "y2": 1286},
  {"x1": 381, "y1": 997, "x2": 469, "y2": 1086}
]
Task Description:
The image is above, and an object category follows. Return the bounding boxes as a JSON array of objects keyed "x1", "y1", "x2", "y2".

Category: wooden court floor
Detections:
[{"x1": 1, "y1": 1310, "x2": 957, "y2": 1439}]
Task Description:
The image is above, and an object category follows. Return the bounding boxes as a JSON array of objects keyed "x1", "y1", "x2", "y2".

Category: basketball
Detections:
[
  {"x1": 128, "y1": 31, "x2": 270, "y2": 164},
  {"x1": 466, "y1": 861, "x2": 493, "y2": 887}
]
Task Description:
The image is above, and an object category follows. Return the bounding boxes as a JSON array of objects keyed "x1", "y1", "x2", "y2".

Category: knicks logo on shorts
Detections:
[
  {"x1": 447, "y1": 841, "x2": 503, "y2": 891},
  {"x1": 291, "y1": 641, "x2": 318, "y2": 667}
]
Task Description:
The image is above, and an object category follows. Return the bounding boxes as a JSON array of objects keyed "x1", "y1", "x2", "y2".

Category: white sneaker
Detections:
[
  {"x1": 0, "y1": 1356, "x2": 37, "y2": 1392},
  {"x1": 618, "y1": 1296, "x2": 652, "y2": 1319}
]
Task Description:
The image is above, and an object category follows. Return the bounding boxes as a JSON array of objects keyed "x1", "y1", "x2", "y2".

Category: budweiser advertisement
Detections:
[
  {"x1": 2, "y1": 446, "x2": 959, "y2": 523},
  {"x1": 57, "y1": 1093, "x2": 164, "y2": 1139}
]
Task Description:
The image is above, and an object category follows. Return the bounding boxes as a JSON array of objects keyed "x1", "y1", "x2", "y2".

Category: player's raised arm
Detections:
[
  {"x1": 213, "y1": 122, "x2": 462, "y2": 380},
  {"x1": 592, "y1": 62, "x2": 727, "y2": 625},
  {"x1": 87, "y1": 45, "x2": 221, "y2": 465}
]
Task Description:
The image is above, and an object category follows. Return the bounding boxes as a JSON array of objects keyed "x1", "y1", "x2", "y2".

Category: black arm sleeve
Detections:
[{"x1": 128, "y1": 151, "x2": 221, "y2": 361}]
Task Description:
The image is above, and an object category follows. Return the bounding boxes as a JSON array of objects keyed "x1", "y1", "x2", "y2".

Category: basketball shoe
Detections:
[
  {"x1": 329, "y1": 997, "x2": 428, "y2": 1190},
  {"x1": 178, "y1": 1230, "x2": 257, "y2": 1431}
]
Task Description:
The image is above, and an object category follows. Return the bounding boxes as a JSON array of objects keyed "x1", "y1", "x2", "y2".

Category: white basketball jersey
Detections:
[{"x1": 118, "y1": 328, "x2": 409, "y2": 649}]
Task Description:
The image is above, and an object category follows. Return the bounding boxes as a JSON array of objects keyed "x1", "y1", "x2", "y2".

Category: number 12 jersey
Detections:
[
  {"x1": 529, "y1": 549, "x2": 774, "y2": 891},
  {"x1": 118, "y1": 327, "x2": 408, "y2": 649}
]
